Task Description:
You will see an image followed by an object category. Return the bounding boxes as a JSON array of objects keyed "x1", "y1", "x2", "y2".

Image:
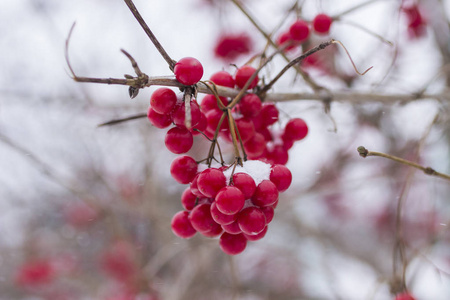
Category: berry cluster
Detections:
[
  {"x1": 170, "y1": 160, "x2": 292, "y2": 255},
  {"x1": 146, "y1": 56, "x2": 308, "y2": 255},
  {"x1": 277, "y1": 14, "x2": 333, "y2": 51}
]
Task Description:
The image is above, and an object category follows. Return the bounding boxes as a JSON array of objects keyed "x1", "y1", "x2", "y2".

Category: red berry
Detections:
[
  {"x1": 270, "y1": 164, "x2": 292, "y2": 192},
  {"x1": 201, "y1": 94, "x2": 228, "y2": 112},
  {"x1": 239, "y1": 94, "x2": 262, "y2": 118},
  {"x1": 312, "y1": 14, "x2": 333, "y2": 35},
  {"x1": 244, "y1": 225, "x2": 268, "y2": 241},
  {"x1": 147, "y1": 107, "x2": 172, "y2": 129},
  {"x1": 260, "y1": 103, "x2": 279, "y2": 127},
  {"x1": 222, "y1": 220, "x2": 242, "y2": 234},
  {"x1": 267, "y1": 145, "x2": 289, "y2": 165},
  {"x1": 15, "y1": 260, "x2": 54, "y2": 287},
  {"x1": 205, "y1": 109, "x2": 228, "y2": 133},
  {"x1": 252, "y1": 180, "x2": 279, "y2": 207},
  {"x1": 235, "y1": 65, "x2": 259, "y2": 89},
  {"x1": 289, "y1": 20, "x2": 310, "y2": 42},
  {"x1": 232, "y1": 172, "x2": 256, "y2": 199},
  {"x1": 277, "y1": 31, "x2": 296, "y2": 51},
  {"x1": 244, "y1": 133, "x2": 266, "y2": 157},
  {"x1": 197, "y1": 168, "x2": 227, "y2": 198},
  {"x1": 214, "y1": 33, "x2": 252, "y2": 61},
  {"x1": 190, "y1": 174, "x2": 205, "y2": 197},
  {"x1": 261, "y1": 206, "x2": 274, "y2": 223},
  {"x1": 171, "y1": 100, "x2": 202, "y2": 128},
  {"x1": 181, "y1": 188, "x2": 197, "y2": 211},
  {"x1": 171, "y1": 211, "x2": 197, "y2": 238},
  {"x1": 238, "y1": 206, "x2": 267, "y2": 235},
  {"x1": 215, "y1": 186, "x2": 245, "y2": 215},
  {"x1": 150, "y1": 88, "x2": 177, "y2": 114},
  {"x1": 174, "y1": 57, "x2": 204, "y2": 85},
  {"x1": 283, "y1": 118, "x2": 308, "y2": 141},
  {"x1": 189, "y1": 203, "x2": 221, "y2": 234},
  {"x1": 170, "y1": 156, "x2": 198, "y2": 184},
  {"x1": 234, "y1": 117, "x2": 255, "y2": 143},
  {"x1": 219, "y1": 232, "x2": 247, "y2": 255},
  {"x1": 165, "y1": 126, "x2": 193, "y2": 154},
  {"x1": 210, "y1": 71, "x2": 235, "y2": 88},
  {"x1": 101, "y1": 241, "x2": 136, "y2": 281},
  {"x1": 210, "y1": 202, "x2": 237, "y2": 225},
  {"x1": 191, "y1": 111, "x2": 207, "y2": 135}
]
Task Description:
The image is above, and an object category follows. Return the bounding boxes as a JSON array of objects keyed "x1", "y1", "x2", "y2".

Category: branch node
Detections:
[{"x1": 357, "y1": 146, "x2": 368, "y2": 158}]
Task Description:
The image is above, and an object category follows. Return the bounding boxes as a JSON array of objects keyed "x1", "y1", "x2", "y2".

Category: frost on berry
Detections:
[
  {"x1": 171, "y1": 211, "x2": 197, "y2": 238},
  {"x1": 174, "y1": 57, "x2": 204, "y2": 85},
  {"x1": 170, "y1": 156, "x2": 198, "y2": 184},
  {"x1": 219, "y1": 232, "x2": 247, "y2": 255}
]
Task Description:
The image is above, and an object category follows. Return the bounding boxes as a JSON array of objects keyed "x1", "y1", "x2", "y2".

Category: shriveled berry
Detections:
[
  {"x1": 219, "y1": 232, "x2": 247, "y2": 255},
  {"x1": 171, "y1": 211, "x2": 196, "y2": 238},
  {"x1": 174, "y1": 57, "x2": 204, "y2": 85}
]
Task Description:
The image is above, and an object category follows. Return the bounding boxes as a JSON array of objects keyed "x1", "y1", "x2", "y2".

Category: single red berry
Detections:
[
  {"x1": 222, "y1": 220, "x2": 243, "y2": 234},
  {"x1": 238, "y1": 206, "x2": 267, "y2": 235},
  {"x1": 214, "y1": 33, "x2": 252, "y2": 61},
  {"x1": 197, "y1": 168, "x2": 226, "y2": 198},
  {"x1": 277, "y1": 31, "x2": 296, "y2": 51},
  {"x1": 239, "y1": 94, "x2": 262, "y2": 118},
  {"x1": 189, "y1": 203, "x2": 221, "y2": 234},
  {"x1": 283, "y1": 118, "x2": 308, "y2": 141},
  {"x1": 174, "y1": 57, "x2": 204, "y2": 86},
  {"x1": 312, "y1": 14, "x2": 333, "y2": 35},
  {"x1": 181, "y1": 188, "x2": 197, "y2": 211},
  {"x1": 219, "y1": 232, "x2": 247, "y2": 255},
  {"x1": 147, "y1": 107, "x2": 172, "y2": 129},
  {"x1": 170, "y1": 156, "x2": 198, "y2": 184},
  {"x1": 244, "y1": 133, "x2": 266, "y2": 157},
  {"x1": 235, "y1": 65, "x2": 259, "y2": 89},
  {"x1": 171, "y1": 100, "x2": 202, "y2": 128},
  {"x1": 191, "y1": 111, "x2": 207, "y2": 135},
  {"x1": 190, "y1": 174, "x2": 205, "y2": 198},
  {"x1": 205, "y1": 109, "x2": 228, "y2": 133},
  {"x1": 289, "y1": 20, "x2": 310, "y2": 42},
  {"x1": 165, "y1": 126, "x2": 193, "y2": 154},
  {"x1": 261, "y1": 206, "x2": 274, "y2": 223},
  {"x1": 171, "y1": 211, "x2": 197, "y2": 238},
  {"x1": 101, "y1": 240, "x2": 136, "y2": 282},
  {"x1": 150, "y1": 88, "x2": 177, "y2": 114},
  {"x1": 270, "y1": 164, "x2": 293, "y2": 192},
  {"x1": 210, "y1": 202, "x2": 237, "y2": 225},
  {"x1": 232, "y1": 172, "x2": 256, "y2": 199},
  {"x1": 266, "y1": 145, "x2": 289, "y2": 165},
  {"x1": 395, "y1": 292, "x2": 416, "y2": 300},
  {"x1": 244, "y1": 225, "x2": 268, "y2": 241},
  {"x1": 252, "y1": 180, "x2": 279, "y2": 207},
  {"x1": 260, "y1": 103, "x2": 279, "y2": 127},
  {"x1": 215, "y1": 186, "x2": 245, "y2": 215},
  {"x1": 15, "y1": 260, "x2": 54, "y2": 287},
  {"x1": 210, "y1": 71, "x2": 235, "y2": 88},
  {"x1": 233, "y1": 117, "x2": 255, "y2": 143},
  {"x1": 201, "y1": 94, "x2": 228, "y2": 112}
]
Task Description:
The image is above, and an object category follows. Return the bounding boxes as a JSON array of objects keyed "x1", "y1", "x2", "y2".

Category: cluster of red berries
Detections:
[
  {"x1": 277, "y1": 13, "x2": 333, "y2": 51},
  {"x1": 146, "y1": 56, "x2": 308, "y2": 255},
  {"x1": 170, "y1": 160, "x2": 292, "y2": 255}
]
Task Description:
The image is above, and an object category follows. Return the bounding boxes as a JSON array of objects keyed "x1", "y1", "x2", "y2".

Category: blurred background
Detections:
[{"x1": 0, "y1": 0, "x2": 449, "y2": 299}]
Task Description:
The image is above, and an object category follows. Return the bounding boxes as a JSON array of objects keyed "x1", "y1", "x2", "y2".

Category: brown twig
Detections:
[
  {"x1": 98, "y1": 113, "x2": 147, "y2": 127},
  {"x1": 357, "y1": 146, "x2": 450, "y2": 181},
  {"x1": 123, "y1": 0, "x2": 177, "y2": 71}
]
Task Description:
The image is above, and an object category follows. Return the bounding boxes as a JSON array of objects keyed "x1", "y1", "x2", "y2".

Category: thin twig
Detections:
[
  {"x1": 123, "y1": 0, "x2": 177, "y2": 71},
  {"x1": 357, "y1": 146, "x2": 450, "y2": 181},
  {"x1": 333, "y1": 0, "x2": 387, "y2": 20},
  {"x1": 98, "y1": 113, "x2": 147, "y2": 127}
]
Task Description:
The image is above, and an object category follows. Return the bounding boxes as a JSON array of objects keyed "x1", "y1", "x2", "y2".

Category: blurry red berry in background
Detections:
[
  {"x1": 214, "y1": 33, "x2": 253, "y2": 61},
  {"x1": 402, "y1": 4, "x2": 427, "y2": 38},
  {"x1": 395, "y1": 292, "x2": 416, "y2": 300},
  {"x1": 312, "y1": 14, "x2": 333, "y2": 35},
  {"x1": 15, "y1": 260, "x2": 54, "y2": 287}
]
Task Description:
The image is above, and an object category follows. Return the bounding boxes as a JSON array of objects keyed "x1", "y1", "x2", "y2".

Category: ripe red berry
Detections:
[
  {"x1": 232, "y1": 172, "x2": 256, "y2": 199},
  {"x1": 170, "y1": 156, "x2": 198, "y2": 184},
  {"x1": 210, "y1": 202, "x2": 237, "y2": 225},
  {"x1": 147, "y1": 107, "x2": 172, "y2": 129},
  {"x1": 215, "y1": 186, "x2": 245, "y2": 215},
  {"x1": 219, "y1": 232, "x2": 247, "y2": 255},
  {"x1": 150, "y1": 88, "x2": 177, "y2": 114},
  {"x1": 261, "y1": 206, "x2": 274, "y2": 223},
  {"x1": 252, "y1": 180, "x2": 279, "y2": 207},
  {"x1": 244, "y1": 132, "x2": 266, "y2": 157},
  {"x1": 197, "y1": 168, "x2": 226, "y2": 198},
  {"x1": 210, "y1": 71, "x2": 235, "y2": 88},
  {"x1": 266, "y1": 144, "x2": 289, "y2": 165},
  {"x1": 214, "y1": 33, "x2": 252, "y2": 61},
  {"x1": 165, "y1": 126, "x2": 193, "y2": 154},
  {"x1": 260, "y1": 103, "x2": 279, "y2": 127},
  {"x1": 171, "y1": 100, "x2": 202, "y2": 128},
  {"x1": 221, "y1": 220, "x2": 242, "y2": 234},
  {"x1": 15, "y1": 260, "x2": 54, "y2": 287},
  {"x1": 174, "y1": 57, "x2": 204, "y2": 86},
  {"x1": 277, "y1": 31, "x2": 296, "y2": 51},
  {"x1": 395, "y1": 292, "x2": 416, "y2": 300},
  {"x1": 289, "y1": 20, "x2": 310, "y2": 42},
  {"x1": 312, "y1": 14, "x2": 333, "y2": 35},
  {"x1": 201, "y1": 94, "x2": 228, "y2": 112},
  {"x1": 181, "y1": 188, "x2": 197, "y2": 211},
  {"x1": 171, "y1": 211, "x2": 197, "y2": 238},
  {"x1": 239, "y1": 94, "x2": 262, "y2": 118},
  {"x1": 191, "y1": 111, "x2": 207, "y2": 135},
  {"x1": 101, "y1": 241, "x2": 136, "y2": 281},
  {"x1": 238, "y1": 206, "x2": 267, "y2": 235},
  {"x1": 235, "y1": 65, "x2": 259, "y2": 89},
  {"x1": 244, "y1": 225, "x2": 268, "y2": 241},
  {"x1": 283, "y1": 118, "x2": 308, "y2": 141},
  {"x1": 270, "y1": 164, "x2": 292, "y2": 192},
  {"x1": 189, "y1": 203, "x2": 221, "y2": 234},
  {"x1": 234, "y1": 117, "x2": 255, "y2": 143}
]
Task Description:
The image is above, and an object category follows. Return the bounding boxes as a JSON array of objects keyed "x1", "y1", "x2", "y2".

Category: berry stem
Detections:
[
  {"x1": 123, "y1": 0, "x2": 177, "y2": 71},
  {"x1": 227, "y1": 110, "x2": 243, "y2": 166},
  {"x1": 206, "y1": 113, "x2": 227, "y2": 167}
]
